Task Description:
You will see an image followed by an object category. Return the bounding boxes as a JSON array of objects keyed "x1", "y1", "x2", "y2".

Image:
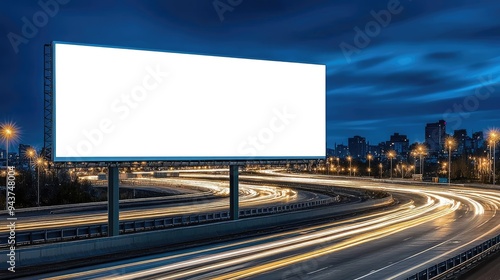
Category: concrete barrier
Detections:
[{"x1": 0, "y1": 196, "x2": 393, "y2": 270}]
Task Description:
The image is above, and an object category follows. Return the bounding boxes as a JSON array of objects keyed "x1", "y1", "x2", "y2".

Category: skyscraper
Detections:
[
  {"x1": 425, "y1": 120, "x2": 446, "y2": 154},
  {"x1": 386, "y1": 133, "x2": 409, "y2": 157},
  {"x1": 348, "y1": 136, "x2": 367, "y2": 159}
]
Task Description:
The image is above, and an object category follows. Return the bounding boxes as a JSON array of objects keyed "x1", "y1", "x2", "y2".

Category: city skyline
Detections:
[
  {"x1": 330, "y1": 119, "x2": 493, "y2": 149},
  {"x1": 1, "y1": 1, "x2": 499, "y2": 148},
  {"x1": 330, "y1": 119, "x2": 499, "y2": 161}
]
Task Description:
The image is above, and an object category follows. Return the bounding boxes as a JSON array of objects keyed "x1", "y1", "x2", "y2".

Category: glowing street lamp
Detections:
[
  {"x1": 367, "y1": 154, "x2": 373, "y2": 177},
  {"x1": 347, "y1": 156, "x2": 352, "y2": 176},
  {"x1": 336, "y1": 157, "x2": 340, "y2": 175},
  {"x1": 488, "y1": 129, "x2": 499, "y2": 185},
  {"x1": 416, "y1": 144, "x2": 427, "y2": 176},
  {"x1": 35, "y1": 157, "x2": 44, "y2": 207},
  {"x1": 25, "y1": 148, "x2": 36, "y2": 172},
  {"x1": 1, "y1": 122, "x2": 19, "y2": 210},
  {"x1": 411, "y1": 151, "x2": 416, "y2": 175},
  {"x1": 445, "y1": 137, "x2": 456, "y2": 185},
  {"x1": 387, "y1": 151, "x2": 396, "y2": 179},
  {"x1": 379, "y1": 163, "x2": 383, "y2": 178}
]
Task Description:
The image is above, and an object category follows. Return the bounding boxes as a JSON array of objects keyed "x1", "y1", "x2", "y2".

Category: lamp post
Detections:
[
  {"x1": 411, "y1": 151, "x2": 416, "y2": 176},
  {"x1": 26, "y1": 148, "x2": 36, "y2": 172},
  {"x1": 387, "y1": 151, "x2": 395, "y2": 179},
  {"x1": 416, "y1": 144, "x2": 426, "y2": 176},
  {"x1": 347, "y1": 156, "x2": 352, "y2": 176},
  {"x1": 4, "y1": 130, "x2": 10, "y2": 210},
  {"x1": 489, "y1": 141, "x2": 492, "y2": 183},
  {"x1": 379, "y1": 163, "x2": 383, "y2": 178},
  {"x1": 337, "y1": 157, "x2": 340, "y2": 176},
  {"x1": 367, "y1": 154, "x2": 372, "y2": 177},
  {"x1": 445, "y1": 137, "x2": 455, "y2": 185},
  {"x1": 36, "y1": 158, "x2": 43, "y2": 207},
  {"x1": 1, "y1": 123, "x2": 17, "y2": 210},
  {"x1": 493, "y1": 142, "x2": 496, "y2": 185},
  {"x1": 488, "y1": 130, "x2": 499, "y2": 185}
]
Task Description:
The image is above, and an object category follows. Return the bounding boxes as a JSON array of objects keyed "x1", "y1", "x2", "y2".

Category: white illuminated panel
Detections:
[{"x1": 53, "y1": 42, "x2": 325, "y2": 161}]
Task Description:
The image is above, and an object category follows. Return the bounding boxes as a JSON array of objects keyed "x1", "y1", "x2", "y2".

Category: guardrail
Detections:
[
  {"x1": 404, "y1": 234, "x2": 500, "y2": 280},
  {"x1": 0, "y1": 196, "x2": 339, "y2": 247}
]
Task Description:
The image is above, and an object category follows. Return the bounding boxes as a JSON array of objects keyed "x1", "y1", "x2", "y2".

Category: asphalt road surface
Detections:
[{"x1": 31, "y1": 172, "x2": 500, "y2": 279}]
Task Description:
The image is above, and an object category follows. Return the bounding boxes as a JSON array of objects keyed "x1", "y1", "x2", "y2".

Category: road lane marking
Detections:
[{"x1": 307, "y1": 265, "x2": 331, "y2": 275}]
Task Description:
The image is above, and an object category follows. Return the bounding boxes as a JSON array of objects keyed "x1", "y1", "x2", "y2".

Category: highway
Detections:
[
  {"x1": 30, "y1": 172, "x2": 500, "y2": 279},
  {"x1": 0, "y1": 177, "x2": 326, "y2": 234}
]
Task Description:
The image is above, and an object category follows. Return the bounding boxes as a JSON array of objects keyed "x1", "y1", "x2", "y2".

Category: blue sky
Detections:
[{"x1": 1, "y1": 0, "x2": 499, "y2": 150}]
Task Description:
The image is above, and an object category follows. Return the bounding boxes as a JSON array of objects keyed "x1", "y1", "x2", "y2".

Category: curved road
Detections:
[
  {"x1": 33, "y1": 172, "x2": 500, "y2": 279},
  {"x1": 0, "y1": 177, "x2": 328, "y2": 235}
]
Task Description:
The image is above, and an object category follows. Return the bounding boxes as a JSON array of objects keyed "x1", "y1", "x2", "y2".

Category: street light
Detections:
[
  {"x1": 1, "y1": 122, "x2": 18, "y2": 210},
  {"x1": 445, "y1": 137, "x2": 456, "y2": 185},
  {"x1": 411, "y1": 151, "x2": 416, "y2": 176},
  {"x1": 387, "y1": 150, "x2": 396, "y2": 179},
  {"x1": 35, "y1": 157, "x2": 44, "y2": 207},
  {"x1": 25, "y1": 148, "x2": 36, "y2": 172},
  {"x1": 347, "y1": 156, "x2": 352, "y2": 176},
  {"x1": 416, "y1": 144, "x2": 427, "y2": 176},
  {"x1": 488, "y1": 129, "x2": 499, "y2": 185},
  {"x1": 379, "y1": 163, "x2": 383, "y2": 178},
  {"x1": 367, "y1": 154, "x2": 373, "y2": 177},
  {"x1": 336, "y1": 157, "x2": 340, "y2": 175}
]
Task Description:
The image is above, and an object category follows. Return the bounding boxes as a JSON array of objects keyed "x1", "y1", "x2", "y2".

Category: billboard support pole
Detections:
[
  {"x1": 108, "y1": 166, "x2": 120, "y2": 236},
  {"x1": 43, "y1": 44, "x2": 53, "y2": 161},
  {"x1": 229, "y1": 165, "x2": 239, "y2": 220}
]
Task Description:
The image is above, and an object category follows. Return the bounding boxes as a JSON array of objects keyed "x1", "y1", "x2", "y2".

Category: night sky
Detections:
[{"x1": 1, "y1": 0, "x2": 499, "y2": 151}]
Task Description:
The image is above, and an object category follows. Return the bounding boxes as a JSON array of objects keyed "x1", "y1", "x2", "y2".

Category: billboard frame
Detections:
[{"x1": 49, "y1": 41, "x2": 326, "y2": 163}]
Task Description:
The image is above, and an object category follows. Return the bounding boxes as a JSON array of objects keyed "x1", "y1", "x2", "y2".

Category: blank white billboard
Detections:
[{"x1": 53, "y1": 42, "x2": 325, "y2": 162}]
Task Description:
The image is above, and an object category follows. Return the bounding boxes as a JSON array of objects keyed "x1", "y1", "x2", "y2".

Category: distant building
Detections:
[
  {"x1": 368, "y1": 144, "x2": 383, "y2": 158},
  {"x1": 0, "y1": 149, "x2": 5, "y2": 159},
  {"x1": 8, "y1": 152, "x2": 17, "y2": 161},
  {"x1": 386, "y1": 133, "x2": 409, "y2": 158},
  {"x1": 453, "y1": 129, "x2": 467, "y2": 154},
  {"x1": 377, "y1": 142, "x2": 388, "y2": 158},
  {"x1": 334, "y1": 144, "x2": 349, "y2": 159},
  {"x1": 425, "y1": 120, "x2": 446, "y2": 154},
  {"x1": 348, "y1": 136, "x2": 367, "y2": 159},
  {"x1": 472, "y1": 131, "x2": 484, "y2": 151}
]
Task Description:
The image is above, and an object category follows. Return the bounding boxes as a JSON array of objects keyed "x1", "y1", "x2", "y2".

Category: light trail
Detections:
[
  {"x1": 21, "y1": 171, "x2": 500, "y2": 279},
  {"x1": 0, "y1": 178, "x2": 302, "y2": 233}
]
